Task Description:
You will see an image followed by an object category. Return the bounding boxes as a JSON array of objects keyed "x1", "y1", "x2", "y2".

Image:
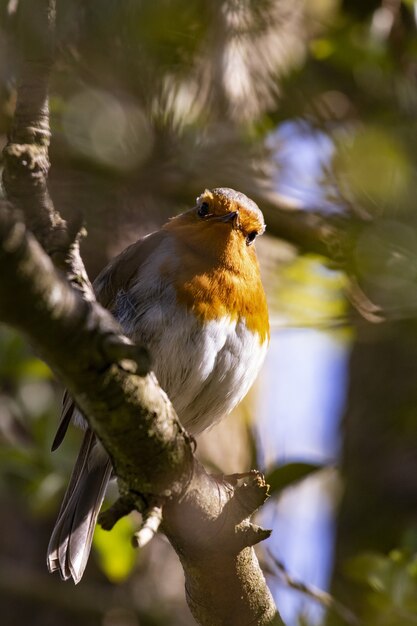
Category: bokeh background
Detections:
[{"x1": 2, "y1": 1, "x2": 417, "y2": 624}]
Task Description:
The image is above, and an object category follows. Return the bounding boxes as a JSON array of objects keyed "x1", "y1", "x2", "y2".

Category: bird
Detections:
[{"x1": 47, "y1": 187, "x2": 270, "y2": 584}]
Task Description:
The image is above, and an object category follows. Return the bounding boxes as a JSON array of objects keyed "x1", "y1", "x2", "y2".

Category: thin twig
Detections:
[
  {"x1": 267, "y1": 550, "x2": 361, "y2": 626},
  {"x1": 132, "y1": 501, "x2": 164, "y2": 549}
]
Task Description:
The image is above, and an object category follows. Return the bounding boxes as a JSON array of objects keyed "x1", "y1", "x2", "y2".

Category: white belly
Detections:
[{"x1": 156, "y1": 314, "x2": 267, "y2": 434}]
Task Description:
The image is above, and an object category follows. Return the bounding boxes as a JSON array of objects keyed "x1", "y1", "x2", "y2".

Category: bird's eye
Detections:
[
  {"x1": 198, "y1": 202, "x2": 210, "y2": 218},
  {"x1": 246, "y1": 231, "x2": 258, "y2": 246}
]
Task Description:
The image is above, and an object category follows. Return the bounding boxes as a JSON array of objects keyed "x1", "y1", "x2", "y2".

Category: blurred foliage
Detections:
[
  {"x1": 93, "y1": 516, "x2": 137, "y2": 583},
  {"x1": 266, "y1": 461, "x2": 325, "y2": 496},
  {"x1": 343, "y1": 548, "x2": 417, "y2": 626},
  {"x1": 272, "y1": 254, "x2": 349, "y2": 330},
  {"x1": 2, "y1": 0, "x2": 417, "y2": 625},
  {"x1": 0, "y1": 327, "x2": 64, "y2": 514}
]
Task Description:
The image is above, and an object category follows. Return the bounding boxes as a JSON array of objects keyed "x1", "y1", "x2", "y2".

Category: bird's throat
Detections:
[{"x1": 170, "y1": 242, "x2": 270, "y2": 344}]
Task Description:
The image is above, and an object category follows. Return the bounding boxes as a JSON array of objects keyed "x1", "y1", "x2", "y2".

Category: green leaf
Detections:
[
  {"x1": 266, "y1": 462, "x2": 324, "y2": 495},
  {"x1": 19, "y1": 358, "x2": 52, "y2": 379},
  {"x1": 344, "y1": 552, "x2": 390, "y2": 590},
  {"x1": 93, "y1": 515, "x2": 137, "y2": 582}
]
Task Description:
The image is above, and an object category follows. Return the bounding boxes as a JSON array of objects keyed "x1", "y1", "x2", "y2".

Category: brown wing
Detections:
[
  {"x1": 94, "y1": 229, "x2": 168, "y2": 309},
  {"x1": 51, "y1": 229, "x2": 168, "y2": 451}
]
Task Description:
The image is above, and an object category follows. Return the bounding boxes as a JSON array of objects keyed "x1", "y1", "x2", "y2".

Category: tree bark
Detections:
[
  {"x1": 0, "y1": 201, "x2": 282, "y2": 625},
  {"x1": 0, "y1": 2, "x2": 282, "y2": 623},
  {"x1": 328, "y1": 317, "x2": 417, "y2": 625}
]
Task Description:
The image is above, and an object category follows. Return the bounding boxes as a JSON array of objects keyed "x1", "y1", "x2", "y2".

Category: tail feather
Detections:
[{"x1": 47, "y1": 429, "x2": 112, "y2": 584}]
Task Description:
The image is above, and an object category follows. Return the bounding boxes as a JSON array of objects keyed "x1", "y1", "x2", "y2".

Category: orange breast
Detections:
[{"x1": 170, "y1": 238, "x2": 270, "y2": 344}]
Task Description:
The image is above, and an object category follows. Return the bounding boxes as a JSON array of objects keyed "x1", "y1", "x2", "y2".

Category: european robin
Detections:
[{"x1": 47, "y1": 187, "x2": 269, "y2": 583}]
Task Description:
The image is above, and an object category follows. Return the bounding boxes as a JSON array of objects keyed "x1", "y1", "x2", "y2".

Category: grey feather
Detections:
[{"x1": 47, "y1": 429, "x2": 112, "y2": 583}]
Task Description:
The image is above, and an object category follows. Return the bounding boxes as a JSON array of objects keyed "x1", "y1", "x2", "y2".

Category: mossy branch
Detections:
[
  {"x1": 0, "y1": 201, "x2": 282, "y2": 625},
  {"x1": 0, "y1": 4, "x2": 282, "y2": 622}
]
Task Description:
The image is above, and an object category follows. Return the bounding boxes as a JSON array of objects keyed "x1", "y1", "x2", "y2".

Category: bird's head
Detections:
[{"x1": 164, "y1": 188, "x2": 265, "y2": 270}]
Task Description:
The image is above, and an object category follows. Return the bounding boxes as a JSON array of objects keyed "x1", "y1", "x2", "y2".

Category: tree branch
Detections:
[
  {"x1": 0, "y1": 200, "x2": 282, "y2": 625},
  {"x1": 0, "y1": 3, "x2": 283, "y2": 623},
  {"x1": 2, "y1": 0, "x2": 94, "y2": 301}
]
